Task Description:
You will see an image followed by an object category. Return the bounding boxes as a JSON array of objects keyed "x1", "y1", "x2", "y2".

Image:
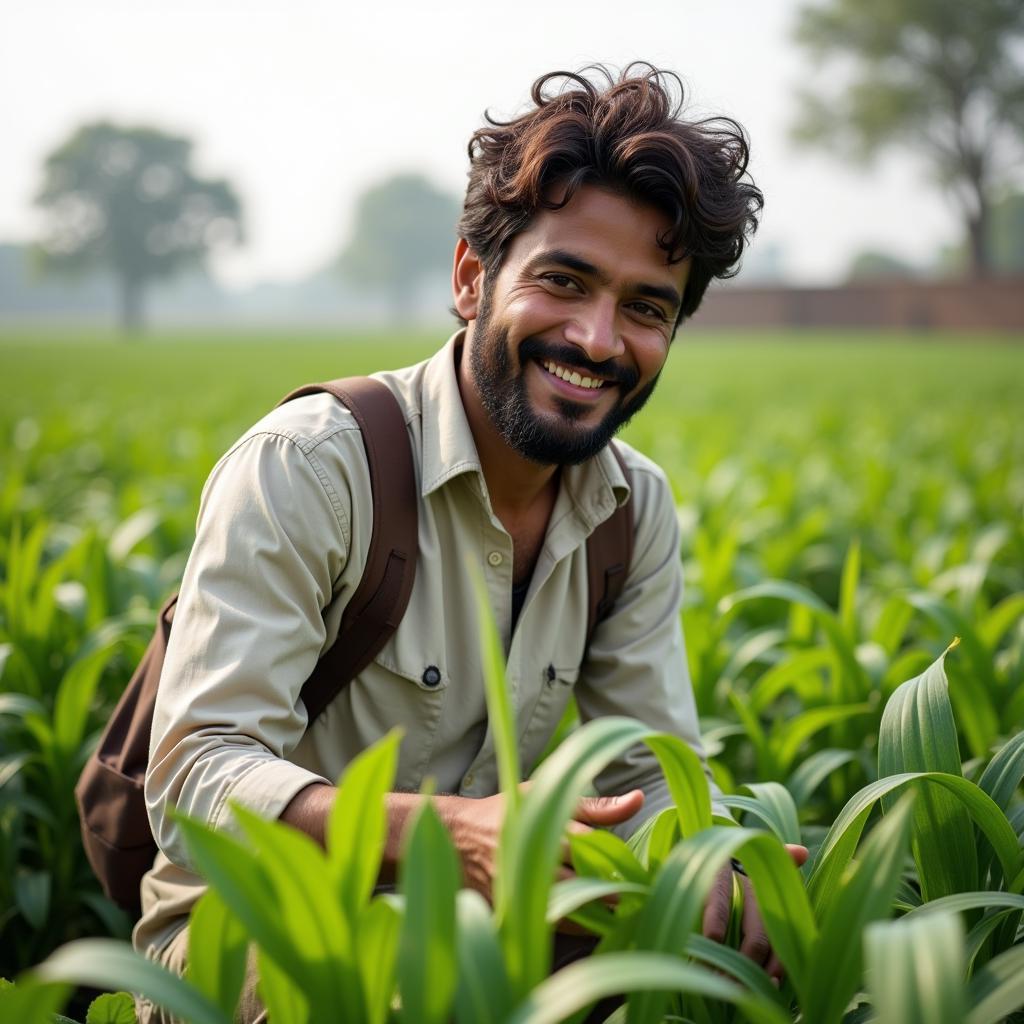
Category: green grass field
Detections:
[{"x1": 2, "y1": 327, "x2": 1023, "y2": 1022}]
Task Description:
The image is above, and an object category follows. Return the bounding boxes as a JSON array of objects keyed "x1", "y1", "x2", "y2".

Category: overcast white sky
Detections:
[{"x1": 1, "y1": 0, "x2": 964, "y2": 289}]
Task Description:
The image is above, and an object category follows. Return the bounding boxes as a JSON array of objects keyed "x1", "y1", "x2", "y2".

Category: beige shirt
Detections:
[{"x1": 135, "y1": 331, "x2": 718, "y2": 958}]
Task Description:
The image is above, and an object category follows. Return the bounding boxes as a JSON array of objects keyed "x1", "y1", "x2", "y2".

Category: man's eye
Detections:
[
  {"x1": 632, "y1": 302, "x2": 667, "y2": 320},
  {"x1": 544, "y1": 274, "x2": 578, "y2": 290}
]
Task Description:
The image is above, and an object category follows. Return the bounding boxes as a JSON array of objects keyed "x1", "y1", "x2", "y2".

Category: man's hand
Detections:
[
  {"x1": 702, "y1": 843, "x2": 809, "y2": 983},
  {"x1": 445, "y1": 786, "x2": 646, "y2": 905}
]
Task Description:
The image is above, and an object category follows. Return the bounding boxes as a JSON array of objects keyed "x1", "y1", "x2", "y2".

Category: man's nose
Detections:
[{"x1": 562, "y1": 297, "x2": 625, "y2": 364}]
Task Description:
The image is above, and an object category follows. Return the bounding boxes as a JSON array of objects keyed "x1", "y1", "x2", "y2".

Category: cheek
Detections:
[{"x1": 631, "y1": 336, "x2": 671, "y2": 380}]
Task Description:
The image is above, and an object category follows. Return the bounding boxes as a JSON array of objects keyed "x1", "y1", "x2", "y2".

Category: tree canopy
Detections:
[
  {"x1": 34, "y1": 122, "x2": 243, "y2": 332},
  {"x1": 337, "y1": 173, "x2": 460, "y2": 321},
  {"x1": 791, "y1": 0, "x2": 1024, "y2": 276}
]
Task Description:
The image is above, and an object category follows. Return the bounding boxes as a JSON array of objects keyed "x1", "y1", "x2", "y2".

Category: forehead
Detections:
[{"x1": 503, "y1": 184, "x2": 685, "y2": 288}]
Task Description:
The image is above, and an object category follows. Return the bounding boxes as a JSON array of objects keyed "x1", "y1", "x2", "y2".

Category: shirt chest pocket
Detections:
[
  {"x1": 520, "y1": 663, "x2": 581, "y2": 774},
  {"x1": 346, "y1": 648, "x2": 450, "y2": 789}
]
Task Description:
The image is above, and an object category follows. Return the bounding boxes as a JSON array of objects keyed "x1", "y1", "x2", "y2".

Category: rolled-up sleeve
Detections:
[
  {"x1": 575, "y1": 463, "x2": 728, "y2": 839},
  {"x1": 146, "y1": 428, "x2": 352, "y2": 870}
]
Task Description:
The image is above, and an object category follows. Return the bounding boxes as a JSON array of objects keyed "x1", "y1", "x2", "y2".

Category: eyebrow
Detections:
[{"x1": 525, "y1": 248, "x2": 683, "y2": 314}]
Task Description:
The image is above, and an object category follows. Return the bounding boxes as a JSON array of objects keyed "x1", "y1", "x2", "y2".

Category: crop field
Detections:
[{"x1": 1, "y1": 327, "x2": 1023, "y2": 1023}]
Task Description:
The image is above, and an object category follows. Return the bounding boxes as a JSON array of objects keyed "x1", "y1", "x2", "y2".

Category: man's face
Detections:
[{"x1": 464, "y1": 185, "x2": 690, "y2": 466}]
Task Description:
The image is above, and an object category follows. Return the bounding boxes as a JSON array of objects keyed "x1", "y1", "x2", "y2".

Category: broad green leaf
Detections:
[
  {"x1": 454, "y1": 889, "x2": 512, "y2": 1024},
  {"x1": 33, "y1": 938, "x2": 230, "y2": 1024},
  {"x1": 749, "y1": 647, "x2": 832, "y2": 714},
  {"x1": 904, "y1": 594, "x2": 998, "y2": 756},
  {"x1": 0, "y1": 977, "x2": 70, "y2": 1024},
  {"x1": 719, "y1": 580, "x2": 868, "y2": 703},
  {"x1": 872, "y1": 594, "x2": 915, "y2": 655},
  {"x1": 231, "y1": 804, "x2": 361, "y2": 1018},
  {"x1": 186, "y1": 888, "x2": 249, "y2": 1020},
  {"x1": 256, "y1": 947, "x2": 309, "y2": 1024},
  {"x1": 803, "y1": 794, "x2": 915, "y2": 1024},
  {"x1": 965, "y1": 909, "x2": 1024, "y2": 970},
  {"x1": 80, "y1": 892, "x2": 133, "y2": 941},
  {"x1": 0, "y1": 692, "x2": 44, "y2": 719},
  {"x1": 53, "y1": 640, "x2": 124, "y2": 756},
  {"x1": 909, "y1": 891, "x2": 1024, "y2": 919},
  {"x1": 546, "y1": 878, "x2": 650, "y2": 925},
  {"x1": 358, "y1": 897, "x2": 401, "y2": 1024},
  {"x1": 977, "y1": 731, "x2": 1024, "y2": 812},
  {"x1": 878, "y1": 642, "x2": 978, "y2": 899},
  {"x1": 979, "y1": 593, "x2": 1024, "y2": 650},
  {"x1": 908, "y1": 891, "x2": 1024, "y2": 965},
  {"x1": 499, "y1": 717, "x2": 651, "y2": 996},
  {"x1": 839, "y1": 536, "x2": 861, "y2": 640},
  {"x1": 644, "y1": 733, "x2": 713, "y2": 837},
  {"x1": 717, "y1": 627, "x2": 787, "y2": 690},
  {"x1": 175, "y1": 813, "x2": 307, "y2": 983},
  {"x1": 786, "y1": 747, "x2": 858, "y2": 809},
  {"x1": 774, "y1": 702, "x2": 874, "y2": 770},
  {"x1": 326, "y1": 728, "x2": 401, "y2": 917},
  {"x1": 629, "y1": 827, "x2": 816, "y2": 1020},
  {"x1": 85, "y1": 991, "x2": 136, "y2": 1023},
  {"x1": 966, "y1": 941, "x2": 1024, "y2": 1024},
  {"x1": 567, "y1": 827, "x2": 648, "y2": 885},
  {"x1": 723, "y1": 782, "x2": 801, "y2": 845},
  {"x1": 16, "y1": 869, "x2": 51, "y2": 929},
  {"x1": 808, "y1": 773, "x2": 1021, "y2": 916},
  {"x1": 505, "y1": 951, "x2": 790, "y2": 1024},
  {"x1": 625, "y1": 806, "x2": 679, "y2": 873},
  {"x1": 727, "y1": 686, "x2": 775, "y2": 776},
  {"x1": 683, "y1": 934, "x2": 788, "y2": 1009},
  {"x1": 864, "y1": 912, "x2": 966, "y2": 1024},
  {"x1": 0, "y1": 751, "x2": 30, "y2": 792},
  {"x1": 472, "y1": 567, "x2": 520, "y2": 810},
  {"x1": 398, "y1": 797, "x2": 460, "y2": 1024}
]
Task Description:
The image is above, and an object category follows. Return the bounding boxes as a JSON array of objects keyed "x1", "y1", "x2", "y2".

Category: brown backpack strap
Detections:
[
  {"x1": 277, "y1": 377, "x2": 418, "y2": 722},
  {"x1": 584, "y1": 442, "x2": 634, "y2": 650}
]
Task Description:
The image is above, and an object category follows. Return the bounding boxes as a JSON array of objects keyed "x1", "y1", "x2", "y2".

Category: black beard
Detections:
[{"x1": 467, "y1": 288, "x2": 660, "y2": 466}]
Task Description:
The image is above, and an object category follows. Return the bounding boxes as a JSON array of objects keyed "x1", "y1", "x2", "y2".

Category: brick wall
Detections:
[{"x1": 690, "y1": 277, "x2": 1024, "y2": 332}]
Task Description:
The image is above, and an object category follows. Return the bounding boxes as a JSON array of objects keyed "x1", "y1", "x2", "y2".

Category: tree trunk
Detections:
[
  {"x1": 118, "y1": 275, "x2": 145, "y2": 335},
  {"x1": 965, "y1": 203, "x2": 990, "y2": 279}
]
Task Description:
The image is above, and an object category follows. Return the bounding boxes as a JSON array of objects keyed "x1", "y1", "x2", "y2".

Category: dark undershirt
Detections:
[{"x1": 510, "y1": 577, "x2": 531, "y2": 633}]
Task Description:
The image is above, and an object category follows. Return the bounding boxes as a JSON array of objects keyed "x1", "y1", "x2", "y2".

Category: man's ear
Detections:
[{"x1": 452, "y1": 238, "x2": 485, "y2": 321}]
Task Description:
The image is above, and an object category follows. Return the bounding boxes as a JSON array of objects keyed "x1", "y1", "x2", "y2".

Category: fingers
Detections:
[
  {"x1": 701, "y1": 864, "x2": 733, "y2": 944},
  {"x1": 738, "y1": 876, "x2": 772, "y2": 968},
  {"x1": 785, "y1": 843, "x2": 810, "y2": 867},
  {"x1": 573, "y1": 789, "x2": 645, "y2": 826}
]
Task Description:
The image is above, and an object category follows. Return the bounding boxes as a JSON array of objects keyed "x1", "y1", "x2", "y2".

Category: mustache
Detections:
[{"x1": 519, "y1": 337, "x2": 639, "y2": 390}]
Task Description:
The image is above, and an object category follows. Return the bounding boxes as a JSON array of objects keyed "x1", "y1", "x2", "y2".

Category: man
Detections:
[{"x1": 135, "y1": 63, "x2": 805, "y2": 1023}]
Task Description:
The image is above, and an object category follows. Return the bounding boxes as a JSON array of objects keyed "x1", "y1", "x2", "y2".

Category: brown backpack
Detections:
[{"x1": 75, "y1": 376, "x2": 633, "y2": 916}]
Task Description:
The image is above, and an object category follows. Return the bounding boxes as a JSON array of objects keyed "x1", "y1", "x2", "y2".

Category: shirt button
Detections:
[
  {"x1": 422, "y1": 665, "x2": 441, "y2": 687},
  {"x1": 487, "y1": 551, "x2": 503, "y2": 567}
]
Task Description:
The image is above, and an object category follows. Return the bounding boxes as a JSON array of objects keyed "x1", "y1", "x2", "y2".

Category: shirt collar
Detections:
[{"x1": 418, "y1": 328, "x2": 633, "y2": 522}]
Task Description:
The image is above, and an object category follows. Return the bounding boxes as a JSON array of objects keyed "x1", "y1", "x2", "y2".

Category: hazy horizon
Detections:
[{"x1": 2, "y1": 0, "x2": 995, "y2": 292}]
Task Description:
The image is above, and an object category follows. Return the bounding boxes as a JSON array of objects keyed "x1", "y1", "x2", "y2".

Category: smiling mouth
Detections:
[{"x1": 541, "y1": 359, "x2": 607, "y2": 390}]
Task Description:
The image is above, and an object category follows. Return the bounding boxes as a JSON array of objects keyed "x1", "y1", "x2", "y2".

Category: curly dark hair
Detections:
[{"x1": 456, "y1": 62, "x2": 763, "y2": 325}]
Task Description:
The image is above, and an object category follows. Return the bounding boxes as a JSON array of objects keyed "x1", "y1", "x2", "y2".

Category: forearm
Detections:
[{"x1": 280, "y1": 783, "x2": 473, "y2": 881}]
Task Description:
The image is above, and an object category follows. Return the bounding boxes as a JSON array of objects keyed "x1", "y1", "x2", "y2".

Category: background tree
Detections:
[
  {"x1": 847, "y1": 248, "x2": 919, "y2": 281},
  {"x1": 790, "y1": 0, "x2": 1024, "y2": 277},
  {"x1": 34, "y1": 122, "x2": 243, "y2": 333},
  {"x1": 337, "y1": 173, "x2": 460, "y2": 321}
]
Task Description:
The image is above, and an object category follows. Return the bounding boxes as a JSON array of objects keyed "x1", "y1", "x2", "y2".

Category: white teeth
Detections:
[{"x1": 543, "y1": 360, "x2": 604, "y2": 389}]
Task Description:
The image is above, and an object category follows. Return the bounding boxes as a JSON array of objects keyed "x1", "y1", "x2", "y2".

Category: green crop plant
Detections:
[
  {"x1": 0, "y1": 521, "x2": 157, "y2": 976},
  {"x1": 8, "y1": 602, "x2": 1024, "y2": 1023},
  {"x1": 1, "y1": 331, "x2": 1022, "y2": 1018}
]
